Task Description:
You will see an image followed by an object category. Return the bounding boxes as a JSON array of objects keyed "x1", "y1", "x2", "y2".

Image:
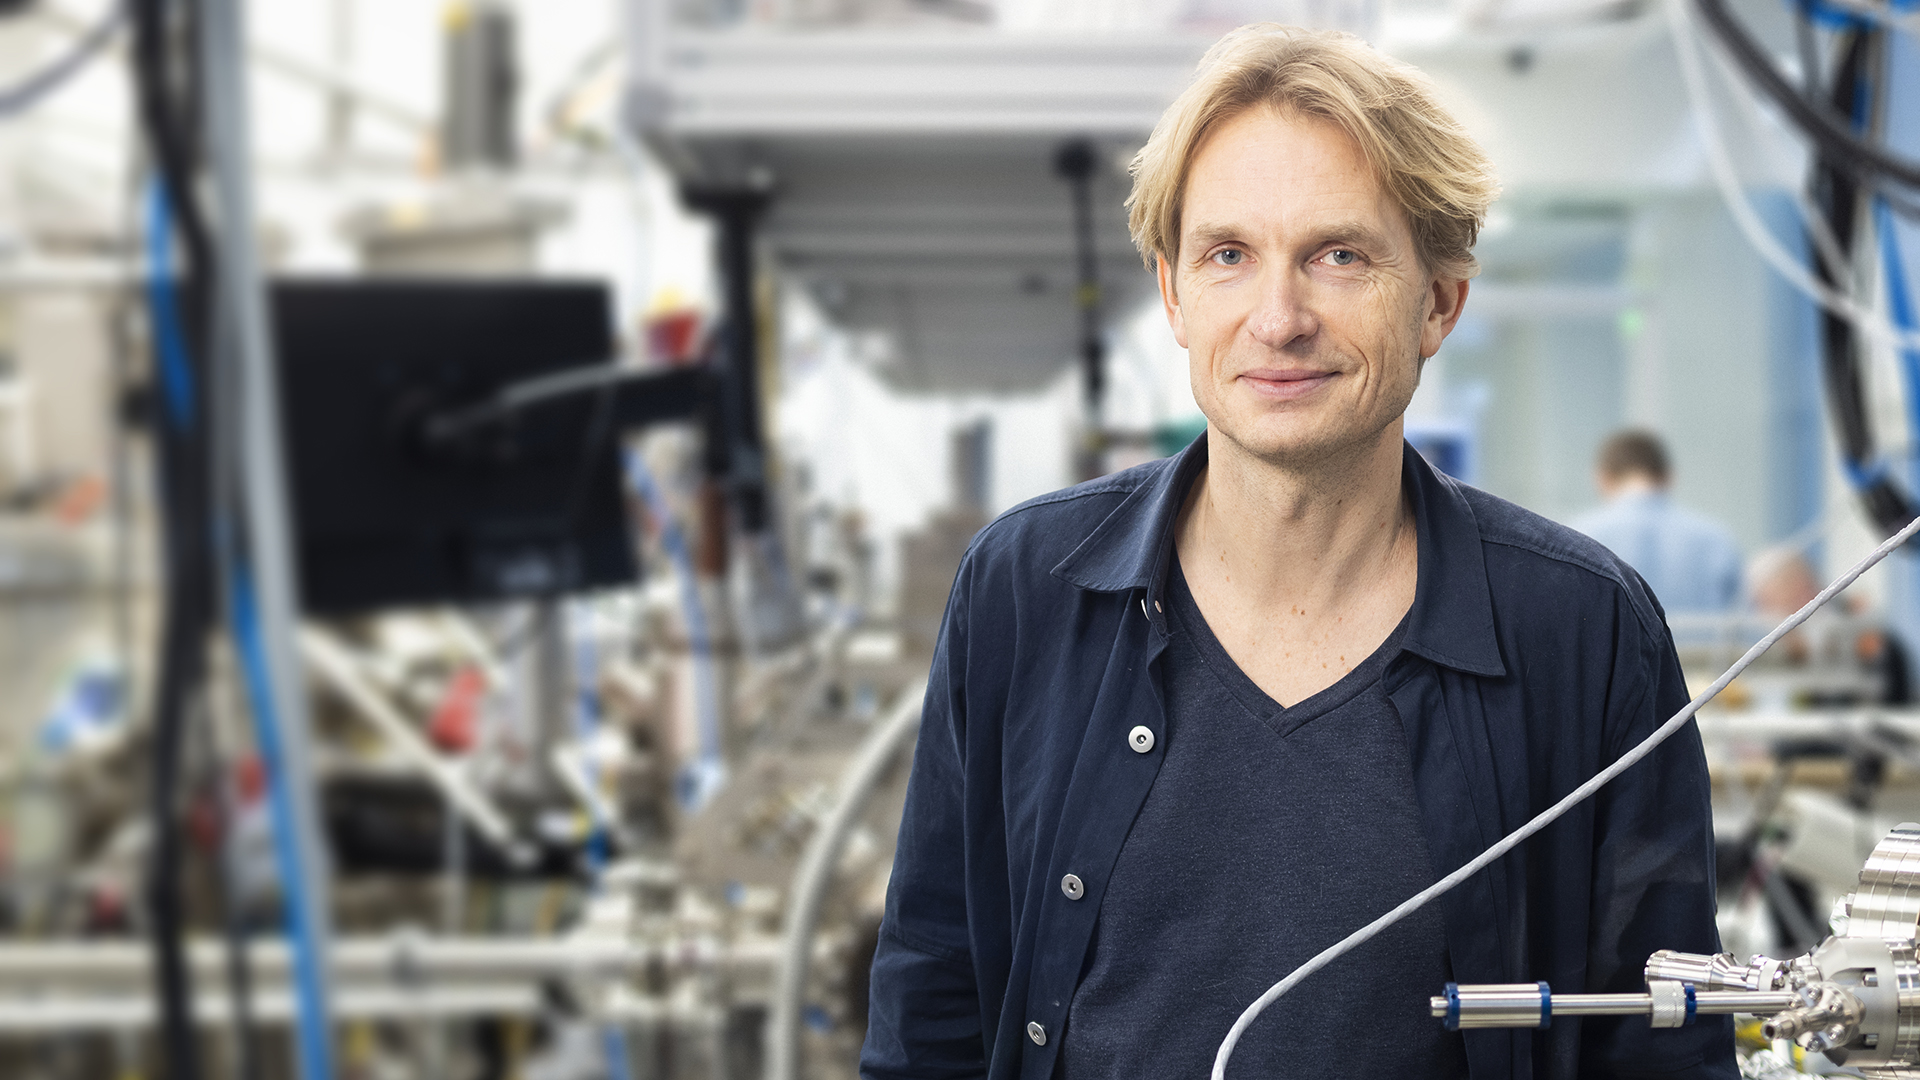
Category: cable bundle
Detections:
[
  {"x1": 129, "y1": 2, "x2": 335, "y2": 1078},
  {"x1": 1685, "y1": 0, "x2": 1920, "y2": 536}
]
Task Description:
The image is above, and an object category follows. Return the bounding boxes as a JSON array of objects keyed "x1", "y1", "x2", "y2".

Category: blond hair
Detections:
[{"x1": 1127, "y1": 24, "x2": 1499, "y2": 281}]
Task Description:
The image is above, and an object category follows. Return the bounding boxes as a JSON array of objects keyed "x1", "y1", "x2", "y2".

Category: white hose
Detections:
[
  {"x1": 767, "y1": 680, "x2": 927, "y2": 1080},
  {"x1": 1212, "y1": 513, "x2": 1920, "y2": 1079}
]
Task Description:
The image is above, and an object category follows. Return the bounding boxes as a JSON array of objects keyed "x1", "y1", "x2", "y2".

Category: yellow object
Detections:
[
  {"x1": 346, "y1": 1019, "x2": 377, "y2": 1072},
  {"x1": 647, "y1": 286, "x2": 692, "y2": 318}
]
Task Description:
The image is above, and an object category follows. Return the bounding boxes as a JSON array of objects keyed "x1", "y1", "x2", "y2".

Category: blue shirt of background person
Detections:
[{"x1": 1569, "y1": 429, "x2": 1744, "y2": 614}]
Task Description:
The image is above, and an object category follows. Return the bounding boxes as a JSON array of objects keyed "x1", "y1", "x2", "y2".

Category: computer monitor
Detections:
[{"x1": 272, "y1": 277, "x2": 642, "y2": 615}]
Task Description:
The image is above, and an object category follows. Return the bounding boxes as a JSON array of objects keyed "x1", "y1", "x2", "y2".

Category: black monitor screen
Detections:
[{"x1": 273, "y1": 278, "x2": 639, "y2": 615}]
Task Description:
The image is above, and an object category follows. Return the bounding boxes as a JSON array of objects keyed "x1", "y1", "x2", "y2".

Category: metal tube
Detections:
[
  {"x1": 0, "y1": 984, "x2": 741, "y2": 1033},
  {"x1": 0, "y1": 986, "x2": 542, "y2": 1033},
  {"x1": 1432, "y1": 988, "x2": 1805, "y2": 1026},
  {"x1": 1696, "y1": 991, "x2": 1801, "y2": 1013},
  {"x1": 765, "y1": 681, "x2": 926, "y2": 1080},
  {"x1": 1544, "y1": 994, "x2": 1653, "y2": 1016},
  {"x1": 1433, "y1": 983, "x2": 1550, "y2": 1029},
  {"x1": 0, "y1": 936, "x2": 782, "y2": 988}
]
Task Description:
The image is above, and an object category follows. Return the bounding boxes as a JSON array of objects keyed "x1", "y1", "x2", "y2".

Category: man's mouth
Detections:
[{"x1": 1238, "y1": 368, "x2": 1338, "y2": 400}]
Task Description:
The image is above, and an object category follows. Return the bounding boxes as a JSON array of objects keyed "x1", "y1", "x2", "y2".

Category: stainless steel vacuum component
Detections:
[{"x1": 1433, "y1": 823, "x2": 1920, "y2": 1071}]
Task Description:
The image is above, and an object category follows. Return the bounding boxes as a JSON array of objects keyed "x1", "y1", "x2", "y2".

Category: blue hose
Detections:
[
  {"x1": 226, "y1": 561, "x2": 335, "y2": 1080},
  {"x1": 142, "y1": 177, "x2": 195, "y2": 432},
  {"x1": 149, "y1": 171, "x2": 330, "y2": 1068},
  {"x1": 560, "y1": 599, "x2": 632, "y2": 1080},
  {"x1": 625, "y1": 451, "x2": 726, "y2": 809},
  {"x1": 149, "y1": 172, "x2": 331, "y2": 1078}
]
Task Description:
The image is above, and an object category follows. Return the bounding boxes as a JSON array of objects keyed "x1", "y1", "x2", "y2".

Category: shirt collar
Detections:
[
  {"x1": 1611, "y1": 487, "x2": 1669, "y2": 507},
  {"x1": 1050, "y1": 436, "x2": 1505, "y2": 678}
]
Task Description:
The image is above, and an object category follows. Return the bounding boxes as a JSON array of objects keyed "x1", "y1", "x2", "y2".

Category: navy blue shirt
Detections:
[
  {"x1": 862, "y1": 439, "x2": 1735, "y2": 1080},
  {"x1": 1061, "y1": 559, "x2": 1466, "y2": 1078}
]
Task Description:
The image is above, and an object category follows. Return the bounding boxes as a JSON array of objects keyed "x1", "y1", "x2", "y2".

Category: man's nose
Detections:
[{"x1": 1246, "y1": 268, "x2": 1318, "y2": 351}]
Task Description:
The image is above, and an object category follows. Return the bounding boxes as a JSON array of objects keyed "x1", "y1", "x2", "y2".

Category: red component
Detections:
[
  {"x1": 235, "y1": 754, "x2": 267, "y2": 805},
  {"x1": 187, "y1": 794, "x2": 223, "y2": 852},
  {"x1": 86, "y1": 886, "x2": 127, "y2": 933},
  {"x1": 429, "y1": 666, "x2": 486, "y2": 753},
  {"x1": 646, "y1": 309, "x2": 705, "y2": 367},
  {"x1": 52, "y1": 474, "x2": 106, "y2": 525}
]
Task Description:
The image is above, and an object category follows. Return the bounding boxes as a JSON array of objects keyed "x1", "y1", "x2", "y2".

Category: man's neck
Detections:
[
  {"x1": 1604, "y1": 475, "x2": 1665, "y2": 501},
  {"x1": 1178, "y1": 423, "x2": 1414, "y2": 609},
  {"x1": 1171, "y1": 423, "x2": 1418, "y2": 706}
]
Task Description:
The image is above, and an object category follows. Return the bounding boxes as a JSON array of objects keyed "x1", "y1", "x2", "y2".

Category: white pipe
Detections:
[
  {"x1": 0, "y1": 986, "x2": 541, "y2": 1032},
  {"x1": 766, "y1": 680, "x2": 926, "y2": 1080},
  {"x1": 301, "y1": 627, "x2": 527, "y2": 859},
  {"x1": 0, "y1": 934, "x2": 782, "y2": 989},
  {"x1": 551, "y1": 742, "x2": 639, "y2": 852},
  {"x1": 1694, "y1": 708, "x2": 1920, "y2": 743}
]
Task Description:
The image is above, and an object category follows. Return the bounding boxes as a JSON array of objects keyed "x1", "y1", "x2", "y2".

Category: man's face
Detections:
[{"x1": 1158, "y1": 106, "x2": 1467, "y2": 468}]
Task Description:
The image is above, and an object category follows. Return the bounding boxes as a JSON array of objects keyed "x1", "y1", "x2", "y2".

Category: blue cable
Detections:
[
  {"x1": 625, "y1": 451, "x2": 726, "y2": 809},
  {"x1": 142, "y1": 177, "x2": 195, "y2": 432},
  {"x1": 226, "y1": 558, "x2": 334, "y2": 1080},
  {"x1": 562, "y1": 598, "x2": 632, "y2": 1080},
  {"x1": 146, "y1": 176, "x2": 331, "y2": 1080}
]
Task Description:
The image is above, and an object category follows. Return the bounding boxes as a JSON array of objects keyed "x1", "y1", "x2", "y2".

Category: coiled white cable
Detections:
[{"x1": 1211, "y1": 513, "x2": 1920, "y2": 1080}]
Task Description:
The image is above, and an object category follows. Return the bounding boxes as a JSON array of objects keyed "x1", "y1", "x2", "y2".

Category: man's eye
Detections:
[
  {"x1": 1213, "y1": 249, "x2": 1245, "y2": 266},
  {"x1": 1324, "y1": 249, "x2": 1359, "y2": 266}
]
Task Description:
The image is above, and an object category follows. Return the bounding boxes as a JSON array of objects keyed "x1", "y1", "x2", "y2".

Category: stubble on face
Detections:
[{"x1": 1163, "y1": 106, "x2": 1436, "y2": 474}]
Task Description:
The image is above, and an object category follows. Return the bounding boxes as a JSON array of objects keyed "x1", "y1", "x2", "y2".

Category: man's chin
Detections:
[{"x1": 1211, "y1": 418, "x2": 1399, "y2": 471}]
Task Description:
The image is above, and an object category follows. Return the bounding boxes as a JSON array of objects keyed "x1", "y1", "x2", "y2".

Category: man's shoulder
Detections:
[
  {"x1": 962, "y1": 456, "x2": 1171, "y2": 572},
  {"x1": 1454, "y1": 482, "x2": 1670, "y2": 639}
]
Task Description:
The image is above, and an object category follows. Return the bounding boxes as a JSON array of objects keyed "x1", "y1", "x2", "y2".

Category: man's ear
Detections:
[
  {"x1": 1157, "y1": 253, "x2": 1188, "y2": 349},
  {"x1": 1420, "y1": 276, "x2": 1469, "y2": 359}
]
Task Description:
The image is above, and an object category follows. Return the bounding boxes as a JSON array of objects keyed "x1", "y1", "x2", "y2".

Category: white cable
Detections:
[
  {"x1": 1664, "y1": 0, "x2": 1920, "y2": 355},
  {"x1": 1212, "y1": 512, "x2": 1920, "y2": 1080},
  {"x1": 0, "y1": 0, "x2": 122, "y2": 119}
]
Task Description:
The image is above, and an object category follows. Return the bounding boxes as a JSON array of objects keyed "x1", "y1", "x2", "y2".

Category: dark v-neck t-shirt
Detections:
[{"x1": 1059, "y1": 557, "x2": 1468, "y2": 1079}]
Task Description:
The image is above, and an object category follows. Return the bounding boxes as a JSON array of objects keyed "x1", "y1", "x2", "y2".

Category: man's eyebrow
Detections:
[
  {"x1": 1180, "y1": 219, "x2": 1397, "y2": 257},
  {"x1": 1180, "y1": 222, "x2": 1242, "y2": 257},
  {"x1": 1316, "y1": 220, "x2": 1394, "y2": 252}
]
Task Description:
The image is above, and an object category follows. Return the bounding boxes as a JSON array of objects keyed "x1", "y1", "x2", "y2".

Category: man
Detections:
[
  {"x1": 1571, "y1": 429, "x2": 1744, "y2": 613},
  {"x1": 863, "y1": 24, "x2": 1731, "y2": 1080}
]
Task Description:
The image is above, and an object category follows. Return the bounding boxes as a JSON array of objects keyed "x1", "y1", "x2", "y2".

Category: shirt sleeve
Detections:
[
  {"x1": 861, "y1": 556, "x2": 990, "y2": 1080},
  {"x1": 1578, "y1": 612, "x2": 1739, "y2": 1079}
]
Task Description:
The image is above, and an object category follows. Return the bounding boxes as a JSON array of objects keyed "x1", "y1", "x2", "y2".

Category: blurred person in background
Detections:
[
  {"x1": 1571, "y1": 429, "x2": 1744, "y2": 614},
  {"x1": 1749, "y1": 545, "x2": 1911, "y2": 705}
]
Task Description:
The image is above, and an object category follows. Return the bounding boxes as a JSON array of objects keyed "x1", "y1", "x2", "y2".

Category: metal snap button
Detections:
[
  {"x1": 1128, "y1": 725, "x2": 1155, "y2": 753},
  {"x1": 1027, "y1": 1020, "x2": 1047, "y2": 1046},
  {"x1": 1061, "y1": 874, "x2": 1085, "y2": 900}
]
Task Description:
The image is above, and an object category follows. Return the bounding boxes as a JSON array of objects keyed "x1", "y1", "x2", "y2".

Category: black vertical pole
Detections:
[{"x1": 682, "y1": 186, "x2": 772, "y2": 532}]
